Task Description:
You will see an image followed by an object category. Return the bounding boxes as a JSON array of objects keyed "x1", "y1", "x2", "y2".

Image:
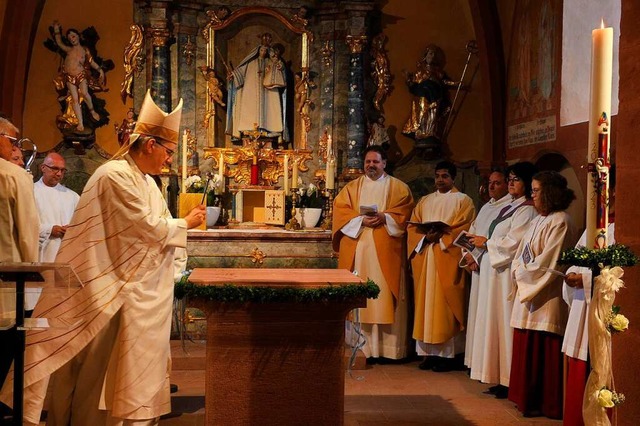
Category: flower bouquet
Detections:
[{"x1": 185, "y1": 174, "x2": 222, "y2": 206}]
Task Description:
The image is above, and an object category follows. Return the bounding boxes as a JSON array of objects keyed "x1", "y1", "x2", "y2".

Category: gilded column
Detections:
[{"x1": 345, "y1": 35, "x2": 367, "y2": 174}]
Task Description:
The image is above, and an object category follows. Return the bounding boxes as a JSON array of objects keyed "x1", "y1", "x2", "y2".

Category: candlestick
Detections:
[
  {"x1": 181, "y1": 130, "x2": 188, "y2": 193},
  {"x1": 586, "y1": 20, "x2": 613, "y2": 248},
  {"x1": 250, "y1": 155, "x2": 259, "y2": 186},
  {"x1": 283, "y1": 154, "x2": 289, "y2": 193}
]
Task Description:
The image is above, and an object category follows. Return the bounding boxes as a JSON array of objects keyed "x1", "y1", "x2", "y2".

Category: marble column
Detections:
[
  {"x1": 319, "y1": 27, "x2": 336, "y2": 167},
  {"x1": 149, "y1": 28, "x2": 172, "y2": 112},
  {"x1": 345, "y1": 35, "x2": 367, "y2": 174}
]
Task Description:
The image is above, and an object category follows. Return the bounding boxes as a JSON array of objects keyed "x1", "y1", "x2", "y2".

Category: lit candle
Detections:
[
  {"x1": 218, "y1": 150, "x2": 225, "y2": 194},
  {"x1": 291, "y1": 156, "x2": 299, "y2": 191},
  {"x1": 326, "y1": 157, "x2": 336, "y2": 190},
  {"x1": 326, "y1": 133, "x2": 332, "y2": 162},
  {"x1": 586, "y1": 20, "x2": 613, "y2": 248},
  {"x1": 283, "y1": 154, "x2": 289, "y2": 193},
  {"x1": 181, "y1": 130, "x2": 188, "y2": 193}
]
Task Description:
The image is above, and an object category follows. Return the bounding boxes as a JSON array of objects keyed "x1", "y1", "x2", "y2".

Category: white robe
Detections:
[
  {"x1": 561, "y1": 223, "x2": 615, "y2": 361},
  {"x1": 462, "y1": 193, "x2": 511, "y2": 368},
  {"x1": 470, "y1": 197, "x2": 537, "y2": 386},
  {"x1": 33, "y1": 178, "x2": 80, "y2": 263},
  {"x1": 30, "y1": 179, "x2": 79, "y2": 311},
  {"x1": 510, "y1": 211, "x2": 578, "y2": 335},
  {"x1": 342, "y1": 175, "x2": 409, "y2": 359},
  {"x1": 0, "y1": 155, "x2": 187, "y2": 425}
]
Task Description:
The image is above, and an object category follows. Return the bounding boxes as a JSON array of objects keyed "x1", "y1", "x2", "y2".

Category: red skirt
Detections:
[
  {"x1": 508, "y1": 328, "x2": 563, "y2": 419},
  {"x1": 564, "y1": 356, "x2": 588, "y2": 426}
]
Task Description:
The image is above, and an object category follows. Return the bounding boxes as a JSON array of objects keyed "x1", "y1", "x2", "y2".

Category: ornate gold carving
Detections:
[
  {"x1": 370, "y1": 33, "x2": 390, "y2": 112},
  {"x1": 149, "y1": 28, "x2": 170, "y2": 47},
  {"x1": 120, "y1": 24, "x2": 144, "y2": 104},
  {"x1": 182, "y1": 35, "x2": 196, "y2": 66},
  {"x1": 186, "y1": 129, "x2": 197, "y2": 163},
  {"x1": 201, "y1": 6, "x2": 231, "y2": 41},
  {"x1": 346, "y1": 35, "x2": 367, "y2": 54},
  {"x1": 295, "y1": 71, "x2": 316, "y2": 136},
  {"x1": 291, "y1": 6, "x2": 309, "y2": 29},
  {"x1": 203, "y1": 147, "x2": 313, "y2": 188},
  {"x1": 321, "y1": 41, "x2": 334, "y2": 67},
  {"x1": 318, "y1": 129, "x2": 329, "y2": 162},
  {"x1": 249, "y1": 247, "x2": 266, "y2": 265},
  {"x1": 198, "y1": 65, "x2": 226, "y2": 129}
]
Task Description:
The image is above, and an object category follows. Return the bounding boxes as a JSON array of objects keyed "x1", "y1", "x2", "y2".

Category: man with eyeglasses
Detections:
[
  {"x1": 34, "y1": 153, "x2": 79, "y2": 265},
  {"x1": 0, "y1": 117, "x2": 39, "y2": 396},
  {"x1": 0, "y1": 92, "x2": 205, "y2": 426}
]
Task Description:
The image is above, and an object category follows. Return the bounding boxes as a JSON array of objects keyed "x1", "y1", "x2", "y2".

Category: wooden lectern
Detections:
[{"x1": 187, "y1": 268, "x2": 367, "y2": 426}]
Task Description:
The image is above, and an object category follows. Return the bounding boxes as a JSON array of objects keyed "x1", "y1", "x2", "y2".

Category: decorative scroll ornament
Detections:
[
  {"x1": 120, "y1": 24, "x2": 144, "y2": 104},
  {"x1": 186, "y1": 128, "x2": 198, "y2": 163},
  {"x1": 370, "y1": 33, "x2": 391, "y2": 112},
  {"x1": 201, "y1": 6, "x2": 231, "y2": 41},
  {"x1": 249, "y1": 247, "x2": 266, "y2": 265},
  {"x1": 183, "y1": 35, "x2": 196, "y2": 66},
  {"x1": 346, "y1": 35, "x2": 367, "y2": 54},
  {"x1": 321, "y1": 41, "x2": 335, "y2": 67}
]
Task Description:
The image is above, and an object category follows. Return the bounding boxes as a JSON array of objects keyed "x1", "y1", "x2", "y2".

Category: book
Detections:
[
  {"x1": 453, "y1": 230, "x2": 485, "y2": 264},
  {"x1": 408, "y1": 220, "x2": 451, "y2": 234},
  {"x1": 359, "y1": 204, "x2": 378, "y2": 216}
]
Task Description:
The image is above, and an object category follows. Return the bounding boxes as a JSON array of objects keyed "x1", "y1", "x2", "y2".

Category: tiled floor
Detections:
[{"x1": 161, "y1": 341, "x2": 562, "y2": 425}]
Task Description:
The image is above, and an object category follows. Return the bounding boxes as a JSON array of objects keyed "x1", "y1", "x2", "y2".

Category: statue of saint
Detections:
[
  {"x1": 225, "y1": 33, "x2": 289, "y2": 144},
  {"x1": 114, "y1": 108, "x2": 136, "y2": 146},
  {"x1": 402, "y1": 44, "x2": 457, "y2": 147}
]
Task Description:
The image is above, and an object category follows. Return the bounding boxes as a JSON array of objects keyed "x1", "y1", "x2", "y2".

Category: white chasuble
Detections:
[{"x1": 0, "y1": 156, "x2": 187, "y2": 425}]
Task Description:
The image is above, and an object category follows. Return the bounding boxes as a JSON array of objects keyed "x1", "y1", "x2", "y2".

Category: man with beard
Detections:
[
  {"x1": 333, "y1": 146, "x2": 414, "y2": 361},
  {"x1": 408, "y1": 161, "x2": 475, "y2": 372}
]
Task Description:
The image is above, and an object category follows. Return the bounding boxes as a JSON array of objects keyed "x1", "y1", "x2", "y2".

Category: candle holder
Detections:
[
  {"x1": 320, "y1": 188, "x2": 334, "y2": 231},
  {"x1": 228, "y1": 187, "x2": 239, "y2": 225},
  {"x1": 285, "y1": 188, "x2": 302, "y2": 230}
]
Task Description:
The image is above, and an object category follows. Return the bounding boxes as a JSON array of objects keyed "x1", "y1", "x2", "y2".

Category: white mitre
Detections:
[{"x1": 112, "y1": 90, "x2": 183, "y2": 158}]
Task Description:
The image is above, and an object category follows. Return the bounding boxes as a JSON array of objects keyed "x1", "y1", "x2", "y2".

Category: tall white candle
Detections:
[
  {"x1": 326, "y1": 134, "x2": 332, "y2": 162},
  {"x1": 283, "y1": 154, "x2": 289, "y2": 193},
  {"x1": 586, "y1": 20, "x2": 613, "y2": 248},
  {"x1": 181, "y1": 130, "x2": 188, "y2": 193},
  {"x1": 218, "y1": 150, "x2": 225, "y2": 194},
  {"x1": 326, "y1": 157, "x2": 336, "y2": 190},
  {"x1": 291, "y1": 157, "x2": 299, "y2": 190}
]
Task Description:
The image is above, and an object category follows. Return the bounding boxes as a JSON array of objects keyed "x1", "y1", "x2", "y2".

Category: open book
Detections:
[
  {"x1": 408, "y1": 220, "x2": 451, "y2": 234},
  {"x1": 453, "y1": 230, "x2": 485, "y2": 264},
  {"x1": 359, "y1": 204, "x2": 378, "y2": 216}
]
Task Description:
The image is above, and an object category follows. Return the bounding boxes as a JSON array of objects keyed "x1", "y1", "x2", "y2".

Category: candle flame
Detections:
[{"x1": 601, "y1": 18, "x2": 605, "y2": 29}]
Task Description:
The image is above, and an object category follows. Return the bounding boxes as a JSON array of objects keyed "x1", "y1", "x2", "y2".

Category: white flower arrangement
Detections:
[
  {"x1": 185, "y1": 173, "x2": 222, "y2": 194},
  {"x1": 606, "y1": 306, "x2": 629, "y2": 333},
  {"x1": 597, "y1": 387, "x2": 625, "y2": 408}
]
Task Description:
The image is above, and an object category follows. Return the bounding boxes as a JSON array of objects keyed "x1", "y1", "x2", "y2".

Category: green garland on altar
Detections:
[
  {"x1": 174, "y1": 272, "x2": 380, "y2": 303},
  {"x1": 558, "y1": 244, "x2": 638, "y2": 269}
]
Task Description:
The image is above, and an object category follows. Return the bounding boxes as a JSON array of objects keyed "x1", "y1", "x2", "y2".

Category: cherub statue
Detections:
[
  {"x1": 371, "y1": 34, "x2": 391, "y2": 112},
  {"x1": 114, "y1": 108, "x2": 137, "y2": 146},
  {"x1": 45, "y1": 21, "x2": 113, "y2": 138},
  {"x1": 199, "y1": 65, "x2": 225, "y2": 128}
]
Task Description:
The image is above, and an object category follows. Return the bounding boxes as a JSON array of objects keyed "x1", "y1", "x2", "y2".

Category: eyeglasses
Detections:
[
  {"x1": 508, "y1": 177, "x2": 522, "y2": 183},
  {"x1": 155, "y1": 140, "x2": 176, "y2": 157},
  {"x1": 1, "y1": 133, "x2": 20, "y2": 146},
  {"x1": 531, "y1": 188, "x2": 541, "y2": 195},
  {"x1": 43, "y1": 164, "x2": 68, "y2": 174}
]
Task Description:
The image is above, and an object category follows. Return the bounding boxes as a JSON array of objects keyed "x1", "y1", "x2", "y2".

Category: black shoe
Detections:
[
  {"x1": 418, "y1": 356, "x2": 437, "y2": 370},
  {"x1": 170, "y1": 384, "x2": 179, "y2": 394},
  {"x1": 486, "y1": 384, "x2": 501, "y2": 394},
  {"x1": 494, "y1": 385, "x2": 509, "y2": 399},
  {"x1": 431, "y1": 358, "x2": 454, "y2": 372}
]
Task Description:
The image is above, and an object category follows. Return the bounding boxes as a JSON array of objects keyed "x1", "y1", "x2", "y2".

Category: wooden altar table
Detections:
[{"x1": 187, "y1": 268, "x2": 366, "y2": 426}]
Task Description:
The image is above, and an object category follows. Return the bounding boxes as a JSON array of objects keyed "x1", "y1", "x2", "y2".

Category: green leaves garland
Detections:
[
  {"x1": 174, "y1": 271, "x2": 380, "y2": 303},
  {"x1": 558, "y1": 244, "x2": 638, "y2": 269}
]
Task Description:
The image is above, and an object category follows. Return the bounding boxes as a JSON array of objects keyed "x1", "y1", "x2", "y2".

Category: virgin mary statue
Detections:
[{"x1": 225, "y1": 33, "x2": 289, "y2": 144}]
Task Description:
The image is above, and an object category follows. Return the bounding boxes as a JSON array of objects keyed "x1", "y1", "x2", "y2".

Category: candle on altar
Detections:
[
  {"x1": 283, "y1": 154, "x2": 290, "y2": 193},
  {"x1": 291, "y1": 157, "x2": 299, "y2": 191},
  {"x1": 326, "y1": 157, "x2": 336, "y2": 190},
  {"x1": 586, "y1": 19, "x2": 613, "y2": 248},
  {"x1": 181, "y1": 130, "x2": 188, "y2": 193},
  {"x1": 326, "y1": 134, "x2": 332, "y2": 161},
  {"x1": 218, "y1": 150, "x2": 225, "y2": 193}
]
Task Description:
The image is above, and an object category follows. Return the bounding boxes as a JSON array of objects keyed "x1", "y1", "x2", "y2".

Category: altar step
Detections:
[{"x1": 170, "y1": 339, "x2": 367, "y2": 371}]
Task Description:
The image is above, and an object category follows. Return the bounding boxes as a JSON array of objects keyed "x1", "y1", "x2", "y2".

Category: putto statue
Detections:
[
  {"x1": 402, "y1": 44, "x2": 457, "y2": 150},
  {"x1": 225, "y1": 33, "x2": 289, "y2": 145},
  {"x1": 45, "y1": 21, "x2": 113, "y2": 146}
]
